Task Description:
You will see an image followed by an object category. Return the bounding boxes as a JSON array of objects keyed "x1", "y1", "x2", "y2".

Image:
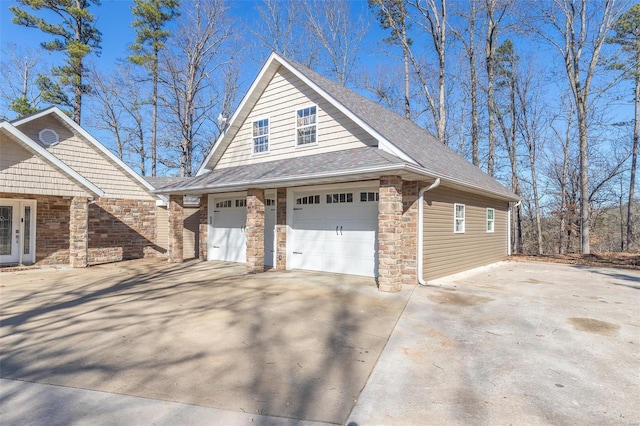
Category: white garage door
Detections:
[
  {"x1": 208, "y1": 195, "x2": 247, "y2": 262},
  {"x1": 289, "y1": 188, "x2": 379, "y2": 277}
]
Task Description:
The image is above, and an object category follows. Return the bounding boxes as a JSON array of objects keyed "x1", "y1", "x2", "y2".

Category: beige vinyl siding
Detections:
[
  {"x1": 422, "y1": 186, "x2": 509, "y2": 281},
  {"x1": 156, "y1": 205, "x2": 169, "y2": 253},
  {"x1": 155, "y1": 205, "x2": 199, "y2": 259},
  {"x1": 17, "y1": 116, "x2": 154, "y2": 200},
  {"x1": 216, "y1": 66, "x2": 377, "y2": 168},
  {"x1": 0, "y1": 135, "x2": 89, "y2": 197},
  {"x1": 184, "y1": 206, "x2": 199, "y2": 259}
]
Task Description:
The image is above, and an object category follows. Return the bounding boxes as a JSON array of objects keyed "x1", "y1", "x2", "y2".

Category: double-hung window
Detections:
[
  {"x1": 253, "y1": 118, "x2": 269, "y2": 154},
  {"x1": 486, "y1": 208, "x2": 495, "y2": 232},
  {"x1": 296, "y1": 106, "x2": 317, "y2": 146},
  {"x1": 454, "y1": 204, "x2": 465, "y2": 233}
]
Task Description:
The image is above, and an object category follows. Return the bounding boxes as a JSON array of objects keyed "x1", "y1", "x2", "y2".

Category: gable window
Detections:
[
  {"x1": 38, "y1": 128, "x2": 59, "y2": 146},
  {"x1": 253, "y1": 118, "x2": 269, "y2": 154},
  {"x1": 327, "y1": 193, "x2": 353, "y2": 204},
  {"x1": 296, "y1": 106, "x2": 317, "y2": 146},
  {"x1": 487, "y1": 208, "x2": 495, "y2": 233},
  {"x1": 360, "y1": 192, "x2": 379, "y2": 202},
  {"x1": 296, "y1": 195, "x2": 320, "y2": 205},
  {"x1": 454, "y1": 203, "x2": 465, "y2": 233}
]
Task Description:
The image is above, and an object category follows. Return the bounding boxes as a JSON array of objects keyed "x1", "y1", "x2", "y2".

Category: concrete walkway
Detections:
[
  {"x1": 348, "y1": 261, "x2": 640, "y2": 425},
  {"x1": 0, "y1": 379, "x2": 331, "y2": 426}
]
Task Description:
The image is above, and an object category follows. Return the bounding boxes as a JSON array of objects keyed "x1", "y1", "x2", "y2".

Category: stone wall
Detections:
[
  {"x1": 377, "y1": 176, "x2": 404, "y2": 292},
  {"x1": 276, "y1": 188, "x2": 287, "y2": 270},
  {"x1": 246, "y1": 189, "x2": 265, "y2": 273},
  {"x1": 88, "y1": 197, "x2": 157, "y2": 264},
  {"x1": 401, "y1": 181, "x2": 419, "y2": 285}
]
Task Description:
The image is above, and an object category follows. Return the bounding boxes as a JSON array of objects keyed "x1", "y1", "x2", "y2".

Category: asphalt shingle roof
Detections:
[
  {"x1": 158, "y1": 54, "x2": 517, "y2": 200},
  {"x1": 158, "y1": 147, "x2": 405, "y2": 192},
  {"x1": 285, "y1": 58, "x2": 517, "y2": 199}
]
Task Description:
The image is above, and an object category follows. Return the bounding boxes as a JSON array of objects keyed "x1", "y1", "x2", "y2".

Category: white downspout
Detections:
[{"x1": 418, "y1": 178, "x2": 441, "y2": 286}]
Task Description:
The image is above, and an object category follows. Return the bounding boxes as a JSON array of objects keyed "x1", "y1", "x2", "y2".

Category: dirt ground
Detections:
[{"x1": 512, "y1": 252, "x2": 640, "y2": 270}]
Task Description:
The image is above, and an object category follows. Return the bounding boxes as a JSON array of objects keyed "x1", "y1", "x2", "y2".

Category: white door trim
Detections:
[{"x1": 0, "y1": 198, "x2": 37, "y2": 264}]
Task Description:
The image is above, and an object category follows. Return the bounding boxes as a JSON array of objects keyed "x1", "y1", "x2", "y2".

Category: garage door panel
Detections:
[
  {"x1": 290, "y1": 188, "x2": 378, "y2": 277},
  {"x1": 208, "y1": 196, "x2": 247, "y2": 263}
]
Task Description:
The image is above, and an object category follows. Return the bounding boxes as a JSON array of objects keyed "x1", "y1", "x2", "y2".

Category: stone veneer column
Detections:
[
  {"x1": 378, "y1": 176, "x2": 403, "y2": 292},
  {"x1": 198, "y1": 195, "x2": 208, "y2": 260},
  {"x1": 168, "y1": 195, "x2": 184, "y2": 263},
  {"x1": 69, "y1": 196, "x2": 89, "y2": 268},
  {"x1": 246, "y1": 189, "x2": 265, "y2": 273},
  {"x1": 275, "y1": 188, "x2": 287, "y2": 270},
  {"x1": 401, "y1": 181, "x2": 419, "y2": 285}
]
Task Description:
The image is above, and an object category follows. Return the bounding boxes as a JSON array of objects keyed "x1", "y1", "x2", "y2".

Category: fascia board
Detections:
[{"x1": 1, "y1": 122, "x2": 105, "y2": 197}]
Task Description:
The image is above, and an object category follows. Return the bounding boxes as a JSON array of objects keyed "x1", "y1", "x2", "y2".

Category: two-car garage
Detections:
[{"x1": 207, "y1": 185, "x2": 379, "y2": 277}]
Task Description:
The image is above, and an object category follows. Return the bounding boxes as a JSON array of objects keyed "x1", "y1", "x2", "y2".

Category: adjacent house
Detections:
[
  {"x1": 155, "y1": 53, "x2": 520, "y2": 292},
  {"x1": 0, "y1": 107, "x2": 166, "y2": 267}
]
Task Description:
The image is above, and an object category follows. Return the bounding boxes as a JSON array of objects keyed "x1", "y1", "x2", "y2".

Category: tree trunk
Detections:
[
  {"x1": 627, "y1": 72, "x2": 639, "y2": 251},
  {"x1": 152, "y1": 46, "x2": 159, "y2": 177},
  {"x1": 402, "y1": 18, "x2": 411, "y2": 120},
  {"x1": 578, "y1": 99, "x2": 590, "y2": 254},
  {"x1": 485, "y1": 0, "x2": 497, "y2": 176}
]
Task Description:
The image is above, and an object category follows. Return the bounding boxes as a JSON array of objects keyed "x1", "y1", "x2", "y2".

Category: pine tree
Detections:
[
  {"x1": 129, "y1": 0, "x2": 180, "y2": 177},
  {"x1": 10, "y1": 0, "x2": 102, "y2": 124}
]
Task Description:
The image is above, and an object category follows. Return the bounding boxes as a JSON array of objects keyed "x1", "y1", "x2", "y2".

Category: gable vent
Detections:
[{"x1": 38, "y1": 128, "x2": 60, "y2": 146}]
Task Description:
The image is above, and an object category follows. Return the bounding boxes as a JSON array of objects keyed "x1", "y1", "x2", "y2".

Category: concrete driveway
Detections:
[
  {"x1": 0, "y1": 259, "x2": 411, "y2": 425},
  {"x1": 349, "y1": 261, "x2": 640, "y2": 425}
]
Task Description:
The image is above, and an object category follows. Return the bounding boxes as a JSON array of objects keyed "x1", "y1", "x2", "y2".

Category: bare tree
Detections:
[
  {"x1": 450, "y1": 0, "x2": 481, "y2": 164},
  {"x1": 533, "y1": 0, "x2": 624, "y2": 254},
  {"x1": 160, "y1": 0, "x2": 235, "y2": 176},
  {"x1": 89, "y1": 64, "x2": 150, "y2": 174},
  {"x1": 303, "y1": 0, "x2": 369, "y2": 86},
  {"x1": 252, "y1": 0, "x2": 319, "y2": 67}
]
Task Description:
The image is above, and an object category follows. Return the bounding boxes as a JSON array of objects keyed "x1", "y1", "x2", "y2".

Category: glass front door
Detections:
[{"x1": 0, "y1": 199, "x2": 36, "y2": 265}]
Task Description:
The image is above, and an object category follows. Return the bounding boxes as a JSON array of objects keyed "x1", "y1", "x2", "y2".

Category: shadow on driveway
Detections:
[{"x1": 0, "y1": 259, "x2": 411, "y2": 424}]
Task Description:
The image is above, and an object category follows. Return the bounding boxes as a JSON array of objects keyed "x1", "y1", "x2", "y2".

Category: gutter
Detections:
[
  {"x1": 154, "y1": 162, "x2": 517, "y2": 202},
  {"x1": 417, "y1": 178, "x2": 441, "y2": 286}
]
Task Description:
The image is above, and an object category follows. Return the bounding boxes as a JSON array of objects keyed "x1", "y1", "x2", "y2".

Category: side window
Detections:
[
  {"x1": 252, "y1": 118, "x2": 269, "y2": 154},
  {"x1": 487, "y1": 208, "x2": 495, "y2": 233},
  {"x1": 296, "y1": 106, "x2": 317, "y2": 146},
  {"x1": 454, "y1": 204, "x2": 465, "y2": 233}
]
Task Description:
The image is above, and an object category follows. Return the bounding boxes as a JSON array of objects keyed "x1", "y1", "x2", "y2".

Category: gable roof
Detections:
[
  {"x1": 11, "y1": 106, "x2": 159, "y2": 198},
  {"x1": 189, "y1": 53, "x2": 518, "y2": 201},
  {"x1": 0, "y1": 121, "x2": 105, "y2": 197}
]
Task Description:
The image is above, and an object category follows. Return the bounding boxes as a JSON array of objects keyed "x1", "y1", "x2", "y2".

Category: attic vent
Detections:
[{"x1": 39, "y1": 128, "x2": 59, "y2": 146}]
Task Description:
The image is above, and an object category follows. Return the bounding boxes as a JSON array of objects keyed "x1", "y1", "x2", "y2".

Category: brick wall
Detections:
[
  {"x1": 0, "y1": 193, "x2": 72, "y2": 265},
  {"x1": 88, "y1": 197, "x2": 157, "y2": 264}
]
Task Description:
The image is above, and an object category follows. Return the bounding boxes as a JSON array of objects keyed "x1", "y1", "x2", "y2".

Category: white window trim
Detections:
[
  {"x1": 251, "y1": 116, "x2": 270, "y2": 156},
  {"x1": 295, "y1": 104, "x2": 318, "y2": 148},
  {"x1": 454, "y1": 203, "x2": 465, "y2": 234},
  {"x1": 487, "y1": 207, "x2": 495, "y2": 233}
]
